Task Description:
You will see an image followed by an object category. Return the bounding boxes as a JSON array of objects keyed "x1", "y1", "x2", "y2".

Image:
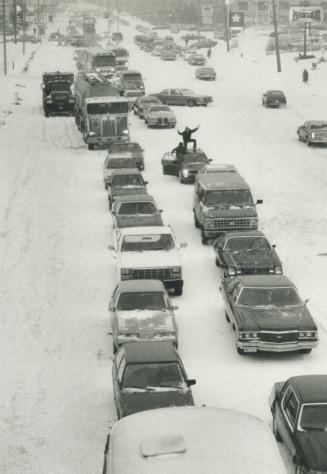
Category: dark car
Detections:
[
  {"x1": 70, "y1": 34, "x2": 87, "y2": 47},
  {"x1": 270, "y1": 375, "x2": 327, "y2": 474},
  {"x1": 42, "y1": 71, "x2": 75, "y2": 117},
  {"x1": 112, "y1": 341, "x2": 196, "y2": 418},
  {"x1": 262, "y1": 90, "x2": 287, "y2": 108},
  {"x1": 107, "y1": 142, "x2": 145, "y2": 171},
  {"x1": 109, "y1": 280, "x2": 178, "y2": 352},
  {"x1": 112, "y1": 32, "x2": 123, "y2": 43},
  {"x1": 161, "y1": 149, "x2": 211, "y2": 183},
  {"x1": 195, "y1": 66, "x2": 216, "y2": 80},
  {"x1": 111, "y1": 194, "x2": 163, "y2": 229},
  {"x1": 190, "y1": 39, "x2": 217, "y2": 49},
  {"x1": 214, "y1": 231, "x2": 283, "y2": 277},
  {"x1": 107, "y1": 169, "x2": 148, "y2": 210},
  {"x1": 220, "y1": 274, "x2": 318, "y2": 355},
  {"x1": 297, "y1": 121, "x2": 327, "y2": 146},
  {"x1": 132, "y1": 95, "x2": 161, "y2": 118},
  {"x1": 103, "y1": 156, "x2": 138, "y2": 190},
  {"x1": 152, "y1": 88, "x2": 212, "y2": 107},
  {"x1": 188, "y1": 54, "x2": 206, "y2": 66}
]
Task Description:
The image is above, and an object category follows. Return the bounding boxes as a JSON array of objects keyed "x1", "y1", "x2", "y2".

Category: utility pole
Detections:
[
  {"x1": 224, "y1": 0, "x2": 230, "y2": 52},
  {"x1": 22, "y1": 0, "x2": 26, "y2": 54},
  {"x1": 2, "y1": 0, "x2": 7, "y2": 75},
  {"x1": 37, "y1": 0, "x2": 40, "y2": 40},
  {"x1": 13, "y1": 0, "x2": 17, "y2": 44},
  {"x1": 303, "y1": 21, "x2": 307, "y2": 57},
  {"x1": 107, "y1": 0, "x2": 110, "y2": 44},
  {"x1": 272, "y1": 0, "x2": 281, "y2": 72}
]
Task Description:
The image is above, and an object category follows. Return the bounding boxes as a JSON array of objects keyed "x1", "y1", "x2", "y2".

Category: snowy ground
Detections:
[{"x1": 1, "y1": 10, "x2": 327, "y2": 474}]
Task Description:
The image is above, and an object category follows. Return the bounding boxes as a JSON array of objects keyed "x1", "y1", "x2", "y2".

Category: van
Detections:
[
  {"x1": 193, "y1": 172, "x2": 263, "y2": 244},
  {"x1": 102, "y1": 406, "x2": 287, "y2": 474}
]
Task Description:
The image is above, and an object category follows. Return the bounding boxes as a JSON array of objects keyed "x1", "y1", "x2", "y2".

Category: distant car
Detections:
[
  {"x1": 112, "y1": 31, "x2": 123, "y2": 43},
  {"x1": 183, "y1": 49, "x2": 197, "y2": 61},
  {"x1": 161, "y1": 149, "x2": 211, "y2": 183},
  {"x1": 198, "y1": 164, "x2": 237, "y2": 174},
  {"x1": 112, "y1": 341, "x2": 196, "y2": 418},
  {"x1": 195, "y1": 66, "x2": 216, "y2": 80},
  {"x1": 151, "y1": 45, "x2": 163, "y2": 56},
  {"x1": 107, "y1": 142, "x2": 145, "y2": 171},
  {"x1": 109, "y1": 280, "x2": 178, "y2": 352},
  {"x1": 144, "y1": 105, "x2": 177, "y2": 128},
  {"x1": 107, "y1": 169, "x2": 148, "y2": 210},
  {"x1": 190, "y1": 39, "x2": 217, "y2": 49},
  {"x1": 270, "y1": 374, "x2": 327, "y2": 474},
  {"x1": 111, "y1": 194, "x2": 163, "y2": 229},
  {"x1": 70, "y1": 34, "x2": 86, "y2": 47},
  {"x1": 297, "y1": 120, "x2": 327, "y2": 146},
  {"x1": 220, "y1": 274, "x2": 318, "y2": 355},
  {"x1": 188, "y1": 54, "x2": 206, "y2": 66},
  {"x1": 132, "y1": 95, "x2": 161, "y2": 118},
  {"x1": 213, "y1": 231, "x2": 283, "y2": 277},
  {"x1": 103, "y1": 156, "x2": 138, "y2": 189},
  {"x1": 152, "y1": 88, "x2": 212, "y2": 107},
  {"x1": 161, "y1": 49, "x2": 177, "y2": 60},
  {"x1": 262, "y1": 90, "x2": 287, "y2": 108}
]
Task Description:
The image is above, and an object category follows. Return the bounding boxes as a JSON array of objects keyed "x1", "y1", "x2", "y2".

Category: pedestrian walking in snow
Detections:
[
  {"x1": 185, "y1": 37, "x2": 189, "y2": 47},
  {"x1": 302, "y1": 68, "x2": 309, "y2": 84},
  {"x1": 33, "y1": 26, "x2": 37, "y2": 36},
  {"x1": 178, "y1": 125, "x2": 199, "y2": 151},
  {"x1": 207, "y1": 47, "x2": 212, "y2": 59}
]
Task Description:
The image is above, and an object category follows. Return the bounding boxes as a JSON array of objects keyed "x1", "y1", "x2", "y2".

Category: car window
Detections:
[
  {"x1": 161, "y1": 89, "x2": 169, "y2": 94},
  {"x1": 138, "y1": 202, "x2": 156, "y2": 214},
  {"x1": 112, "y1": 175, "x2": 143, "y2": 186},
  {"x1": 118, "y1": 203, "x2": 138, "y2": 215},
  {"x1": 283, "y1": 388, "x2": 299, "y2": 429},
  {"x1": 117, "y1": 356, "x2": 126, "y2": 383},
  {"x1": 122, "y1": 362, "x2": 185, "y2": 389},
  {"x1": 117, "y1": 291, "x2": 167, "y2": 310}
]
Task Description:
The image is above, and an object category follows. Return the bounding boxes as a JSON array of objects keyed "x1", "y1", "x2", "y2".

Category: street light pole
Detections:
[
  {"x1": 22, "y1": 0, "x2": 26, "y2": 54},
  {"x1": 107, "y1": 0, "x2": 110, "y2": 44},
  {"x1": 224, "y1": 0, "x2": 230, "y2": 52},
  {"x1": 272, "y1": 0, "x2": 281, "y2": 72},
  {"x1": 2, "y1": 0, "x2": 7, "y2": 75},
  {"x1": 13, "y1": 0, "x2": 17, "y2": 44}
]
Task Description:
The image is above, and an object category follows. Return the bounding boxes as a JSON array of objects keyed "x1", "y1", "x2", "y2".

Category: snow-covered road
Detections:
[{"x1": 1, "y1": 11, "x2": 327, "y2": 474}]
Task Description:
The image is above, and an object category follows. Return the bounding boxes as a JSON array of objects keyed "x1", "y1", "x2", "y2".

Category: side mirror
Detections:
[
  {"x1": 144, "y1": 181, "x2": 148, "y2": 185},
  {"x1": 209, "y1": 159, "x2": 213, "y2": 162},
  {"x1": 187, "y1": 379, "x2": 196, "y2": 386},
  {"x1": 108, "y1": 245, "x2": 114, "y2": 251},
  {"x1": 272, "y1": 244, "x2": 276, "y2": 248},
  {"x1": 256, "y1": 199, "x2": 263, "y2": 204},
  {"x1": 305, "y1": 298, "x2": 309, "y2": 304},
  {"x1": 180, "y1": 241, "x2": 187, "y2": 249}
]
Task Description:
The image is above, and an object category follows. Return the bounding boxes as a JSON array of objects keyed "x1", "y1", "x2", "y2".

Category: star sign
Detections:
[{"x1": 232, "y1": 14, "x2": 241, "y2": 23}]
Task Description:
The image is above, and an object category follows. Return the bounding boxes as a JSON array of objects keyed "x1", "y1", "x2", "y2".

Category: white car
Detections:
[
  {"x1": 144, "y1": 105, "x2": 176, "y2": 128},
  {"x1": 110, "y1": 226, "x2": 186, "y2": 295}
]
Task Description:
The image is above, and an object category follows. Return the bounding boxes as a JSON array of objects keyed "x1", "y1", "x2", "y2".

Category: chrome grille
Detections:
[
  {"x1": 260, "y1": 332, "x2": 298, "y2": 343},
  {"x1": 130, "y1": 268, "x2": 173, "y2": 280},
  {"x1": 210, "y1": 218, "x2": 252, "y2": 229}
]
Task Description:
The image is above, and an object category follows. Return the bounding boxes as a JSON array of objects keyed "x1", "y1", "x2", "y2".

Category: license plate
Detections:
[
  {"x1": 229, "y1": 221, "x2": 235, "y2": 226},
  {"x1": 244, "y1": 348, "x2": 257, "y2": 353}
]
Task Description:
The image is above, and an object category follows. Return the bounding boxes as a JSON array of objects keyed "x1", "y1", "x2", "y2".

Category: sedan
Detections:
[
  {"x1": 107, "y1": 142, "x2": 145, "y2": 170},
  {"x1": 188, "y1": 54, "x2": 206, "y2": 66},
  {"x1": 297, "y1": 121, "x2": 327, "y2": 146},
  {"x1": 262, "y1": 90, "x2": 287, "y2": 108},
  {"x1": 111, "y1": 194, "x2": 163, "y2": 229},
  {"x1": 152, "y1": 88, "x2": 212, "y2": 107},
  {"x1": 195, "y1": 66, "x2": 216, "y2": 80},
  {"x1": 220, "y1": 274, "x2": 318, "y2": 355},
  {"x1": 112, "y1": 341, "x2": 196, "y2": 418},
  {"x1": 103, "y1": 155, "x2": 138, "y2": 190},
  {"x1": 214, "y1": 231, "x2": 283, "y2": 277},
  {"x1": 109, "y1": 280, "x2": 178, "y2": 352},
  {"x1": 132, "y1": 95, "x2": 161, "y2": 118},
  {"x1": 162, "y1": 149, "x2": 211, "y2": 183},
  {"x1": 270, "y1": 375, "x2": 327, "y2": 474},
  {"x1": 144, "y1": 105, "x2": 177, "y2": 128}
]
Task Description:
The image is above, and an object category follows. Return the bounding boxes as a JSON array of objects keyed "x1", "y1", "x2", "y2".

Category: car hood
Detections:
[
  {"x1": 116, "y1": 310, "x2": 174, "y2": 334},
  {"x1": 121, "y1": 389, "x2": 194, "y2": 417},
  {"x1": 116, "y1": 214, "x2": 163, "y2": 228},
  {"x1": 236, "y1": 306, "x2": 315, "y2": 331},
  {"x1": 120, "y1": 249, "x2": 180, "y2": 268},
  {"x1": 112, "y1": 185, "x2": 147, "y2": 197},
  {"x1": 297, "y1": 431, "x2": 327, "y2": 471},
  {"x1": 225, "y1": 250, "x2": 275, "y2": 268},
  {"x1": 204, "y1": 205, "x2": 257, "y2": 218}
]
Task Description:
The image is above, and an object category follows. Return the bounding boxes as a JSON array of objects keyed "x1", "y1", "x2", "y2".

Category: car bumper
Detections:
[
  {"x1": 85, "y1": 135, "x2": 129, "y2": 145},
  {"x1": 204, "y1": 225, "x2": 258, "y2": 238},
  {"x1": 237, "y1": 340, "x2": 318, "y2": 353},
  {"x1": 311, "y1": 137, "x2": 327, "y2": 143},
  {"x1": 148, "y1": 119, "x2": 176, "y2": 127},
  {"x1": 115, "y1": 335, "x2": 177, "y2": 349}
]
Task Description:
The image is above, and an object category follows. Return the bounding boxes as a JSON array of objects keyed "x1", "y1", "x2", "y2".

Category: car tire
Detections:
[
  {"x1": 113, "y1": 344, "x2": 117, "y2": 355},
  {"x1": 163, "y1": 166, "x2": 168, "y2": 175},
  {"x1": 188, "y1": 99, "x2": 195, "y2": 107},
  {"x1": 193, "y1": 211, "x2": 200, "y2": 228},
  {"x1": 273, "y1": 416, "x2": 282, "y2": 442},
  {"x1": 297, "y1": 132, "x2": 302, "y2": 141},
  {"x1": 179, "y1": 171, "x2": 184, "y2": 183},
  {"x1": 174, "y1": 284, "x2": 183, "y2": 296},
  {"x1": 299, "y1": 348, "x2": 312, "y2": 354},
  {"x1": 201, "y1": 228, "x2": 208, "y2": 245},
  {"x1": 225, "y1": 311, "x2": 230, "y2": 323},
  {"x1": 306, "y1": 136, "x2": 312, "y2": 147},
  {"x1": 237, "y1": 346, "x2": 245, "y2": 355},
  {"x1": 215, "y1": 257, "x2": 220, "y2": 267},
  {"x1": 88, "y1": 143, "x2": 94, "y2": 150}
]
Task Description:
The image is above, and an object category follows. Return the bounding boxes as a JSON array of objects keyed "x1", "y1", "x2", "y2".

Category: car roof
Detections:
[
  {"x1": 287, "y1": 375, "x2": 327, "y2": 403},
  {"x1": 201, "y1": 163, "x2": 236, "y2": 171},
  {"x1": 109, "y1": 407, "x2": 287, "y2": 473},
  {"x1": 236, "y1": 275, "x2": 293, "y2": 288},
  {"x1": 118, "y1": 280, "x2": 166, "y2": 293},
  {"x1": 110, "y1": 169, "x2": 142, "y2": 176},
  {"x1": 123, "y1": 341, "x2": 178, "y2": 363},
  {"x1": 224, "y1": 230, "x2": 266, "y2": 239},
  {"x1": 107, "y1": 152, "x2": 135, "y2": 160},
  {"x1": 121, "y1": 69, "x2": 141, "y2": 74},
  {"x1": 120, "y1": 225, "x2": 172, "y2": 236},
  {"x1": 266, "y1": 90, "x2": 284, "y2": 94},
  {"x1": 110, "y1": 141, "x2": 139, "y2": 147},
  {"x1": 306, "y1": 121, "x2": 327, "y2": 125},
  {"x1": 115, "y1": 194, "x2": 154, "y2": 203},
  {"x1": 196, "y1": 172, "x2": 249, "y2": 190}
]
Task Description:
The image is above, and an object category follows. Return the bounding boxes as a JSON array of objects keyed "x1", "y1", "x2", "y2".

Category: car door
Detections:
[
  {"x1": 109, "y1": 285, "x2": 119, "y2": 331},
  {"x1": 113, "y1": 352, "x2": 127, "y2": 419},
  {"x1": 159, "y1": 89, "x2": 170, "y2": 104},
  {"x1": 275, "y1": 386, "x2": 299, "y2": 459},
  {"x1": 162, "y1": 152, "x2": 179, "y2": 175},
  {"x1": 169, "y1": 89, "x2": 180, "y2": 105}
]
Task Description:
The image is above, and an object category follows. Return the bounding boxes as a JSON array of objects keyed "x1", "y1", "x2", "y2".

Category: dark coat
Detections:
[{"x1": 178, "y1": 127, "x2": 198, "y2": 141}]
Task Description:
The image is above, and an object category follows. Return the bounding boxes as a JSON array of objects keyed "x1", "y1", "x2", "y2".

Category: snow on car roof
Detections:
[
  {"x1": 224, "y1": 230, "x2": 266, "y2": 239},
  {"x1": 118, "y1": 280, "x2": 166, "y2": 293},
  {"x1": 287, "y1": 375, "x2": 327, "y2": 403},
  {"x1": 120, "y1": 225, "x2": 172, "y2": 236},
  {"x1": 196, "y1": 172, "x2": 249, "y2": 190},
  {"x1": 123, "y1": 341, "x2": 178, "y2": 363},
  {"x1": 236, "y1": 274, "x2": 293, "y2": 288},
  {"x1": 109, "y1": 407, "x2": 287, "y2": 473},
  {"x1": 114, "y1": 194, "x2": 153, "y2": 203}
]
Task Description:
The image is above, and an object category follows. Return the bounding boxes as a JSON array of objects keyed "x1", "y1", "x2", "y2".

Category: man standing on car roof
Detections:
[{"x1": 178, "y1": 125, "x2": 199, "y2": 151}]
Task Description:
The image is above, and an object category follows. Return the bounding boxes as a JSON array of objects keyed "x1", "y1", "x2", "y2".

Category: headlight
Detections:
[
  {"x1": 250, "y1": 218, "x2": 258, "y2": 227},
  {"x1": 120, "y1": 269, "x2": 130, "y2": 280},
  {"x1": 299, "y1": 331, "x2": 317, "y2": 339},
  {"x1": 122, "y1": 129, "x2": 129, "y2": 135},
  {"x1": 311, "y1": 132, "x2": 315, "y2": 139},
  {"x1": 88, "y1": 131, "x2": 96, "y2": 136},
  {"x1": 227, "y1": 267, "x2": 236, "y2": 276},
  {"x1": 239, "y1": 332, "x2": 259, "y2": 339},
  {"x1": 96, "y1": 68, "x2": 100, "y2": 72},
  {"x1": 182, "y1": 170, "x2": 189, "y2": 177},
  {"x1": 172, "y1": 267, "x2": 181, "y2": 273},
  {"x1": 274, "y1": 265, "x2": 282, "y2": 274},
  {"x1": 140, "y1": 85, "x2": 144, "y2": 89},
  {"x1": 46, "y1": 99, "x2": 52, "y2": 103},
  {"x1": 205, "y1": 219, "x2": 214, "y2": 228}
]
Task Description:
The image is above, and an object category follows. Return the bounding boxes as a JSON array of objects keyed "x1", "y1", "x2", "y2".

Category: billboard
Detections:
[
  {"x1": 289, "y1": 6, "x2": 323, "y2": 24},
  {"x1": 201, "y1": 5, "x2": 213, "y2": 25}
]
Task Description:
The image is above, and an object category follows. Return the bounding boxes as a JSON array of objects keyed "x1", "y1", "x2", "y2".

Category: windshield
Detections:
[
  {"x1": 106, "y1": 158, "x2": 135, "y2": 169},
  {"x1": 110, "y1": 143, "x2": 139, "y2": 152},
  {"x1": 149, "y1": 106, "x2": 170, "y2": 112},
  {"x1": 93, "y1": 55, "x2": 115, "y2": 67},
  {"x1": 183, "y1": 154, "x2": 207, "y2": 163},
  {"x1": 181, "y1": 89, "x2": 194, "y2": 95},
  {"x1": 113, "y1": 48, "x2": 128, "y2": 56},
  {"x1": 122, "y1": 74, "x2": 142, "y2": 82},
  {"x1": 87, "y1": 102, "x2": 128, "y2": 114},
  {"x1": 311, "y1": 123, "x2": 327, "y2": 130},
  {"x1": 225, "y1": 237, "x2": 270, "y2": 253},
  {"x1": 118, "y1": 202, "x2": 156, "y2": 215},
  {"x1": 205, "y1": 190, "x2": 254, "y2": 207},
  {"x1": 121, "y1": 233, "x2": 175, "y2": 251},
  {"x1": 237, "y1": 287, "x2": 302, "y2": 307},
  {"x1": 122, "y1": 363, "x2": 185, "y2": 389},
  {"x1": 117, "y1": 291, "x2": 167, "y2": 310},
  {"x1": 112, "y1": 174, "x2": 143, "y2": 186},
  {"x1": 269, "y1": 91, "x2": 284, "y2": 97},
  {"x1": 300, "y1": 404, "x2": 327, "y2": 431}
]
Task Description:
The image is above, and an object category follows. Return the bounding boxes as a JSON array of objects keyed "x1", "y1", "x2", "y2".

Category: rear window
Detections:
[{"x1": 112, "y1": 174, "x2": 143, "y2": 186}]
